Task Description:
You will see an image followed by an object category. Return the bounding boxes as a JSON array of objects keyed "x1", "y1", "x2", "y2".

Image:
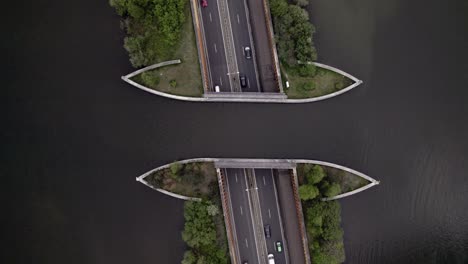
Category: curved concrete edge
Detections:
[
  {"x1": 124, "y1": 60, "x2": 181, "y2": 79},
  {"x1": 292, "y1": 159, "x2": 380, "y2": 201},
  {"x1": 121, "y1": 62, "x2": 362, "y2": 103},
  {"x1": 137, "y1": 158, "x2": 378, "y2": 201}
]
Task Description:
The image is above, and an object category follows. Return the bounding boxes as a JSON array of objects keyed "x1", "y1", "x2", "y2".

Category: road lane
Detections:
[
  {"x1": 254, "y1": 169, "x2": 288, "y2": 264},
  {"x1": 199, "y1": 1, "x2": 231, "y2": 92},
  {"x1": 225, "y1": 168, "x2": 259, "y2": 264},
  {"x1": 226, "y1": 0, "x2": 260, "y2": 92}
]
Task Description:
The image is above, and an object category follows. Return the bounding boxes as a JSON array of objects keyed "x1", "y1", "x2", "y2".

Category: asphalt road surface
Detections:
[
  {"x1": 225, "y1": 168, "x2": 260, "y2": 264},
  {"x1": 199, "y1": 1, "x2": 231, "y2": 92},
  {"x1": 226, "y1": 0, "x2": 260, "y2": 92},
  {"x1": 225, "y1": 168, "x2": 288, "y2": 264},
  {"x1": 254, "y1": 169, "x2": 288, "y2": 264}
]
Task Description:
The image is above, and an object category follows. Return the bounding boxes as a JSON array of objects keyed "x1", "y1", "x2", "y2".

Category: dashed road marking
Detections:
[
  {"x1": 268, "y1": 209, "x2": 271, "y2": 218},
  {"x1": 237, "y1": 14, "x2": 240, "y2": 24},
  {"x1": 209, "y1": 12, "x2": 212, "y2": 22},
  {"x1": 240, "y1": 206, "x2": 243, "y2": 215},
  {"x1": 214, "y1": 43, "x2": 217, "y2": 53}
]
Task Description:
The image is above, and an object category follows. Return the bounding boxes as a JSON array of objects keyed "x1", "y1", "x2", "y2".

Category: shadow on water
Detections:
[{"x1": 2, "y1": 0, "x2": 468, "y2": 263}]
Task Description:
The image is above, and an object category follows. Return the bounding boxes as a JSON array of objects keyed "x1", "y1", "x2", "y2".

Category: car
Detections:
[
  {"x1": 239, "y1": 74, "x2": 247, "y2": 88},
  {"x1": 244, "y1": 46, "x2": 252, "y2": 59},
  {"x1": 275, "y1": 241, "x2": 282, "y2": 253},
  {"x1": 214, "y1": 85, "x2": 220, "y2": 92},
  {"x1": 268, "y1": 254, "x2": 275, "y2": 264},
  {"x1": 201, "y1": 0, "x2": 207, "y2": 7},
  {"x1": 264, "y1": 224, "x2": 271, "y2": 238}
]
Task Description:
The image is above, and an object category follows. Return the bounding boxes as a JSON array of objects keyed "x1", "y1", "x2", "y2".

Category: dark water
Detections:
[{"x1": 2, "y1": 0, "x2": 468, "y2": 263}]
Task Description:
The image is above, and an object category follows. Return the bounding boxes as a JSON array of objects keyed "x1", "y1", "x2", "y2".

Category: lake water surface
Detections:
[{"x1": 2, "y1": 0, "x2": 468, "y2": 263}]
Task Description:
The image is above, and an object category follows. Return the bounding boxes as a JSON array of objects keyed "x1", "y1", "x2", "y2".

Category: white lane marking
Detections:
[
  {"x1": 220, "y1": 76, "x2": 223, "y2": 86},
  {"x1": 240, "y1": 206, "x2": 243, "y2": 215},
  {"x1": 214, "y1": 43, "x2": 217, "y2": 53},
  {"x1": 247, "y1": 77, "x2": 250, "y2": 88},
  {"x1": 237, "y1": 14, "x2": 240, "y2": 24},
  {"x1": 235, "y1": 173, "x2": 238, "y2": 182},
  {"x1": 209, "y1": 12, "x2": 212, "y2": 22},
  {"x1": 263, "y1": 175, "x2": 266, "y2": 186},
  {"x1": 245, "y1": 238, "x2": 249, "y2": 248},
  {"x1": 268, "y1": 209, "x2": 271, "y2": 218}
]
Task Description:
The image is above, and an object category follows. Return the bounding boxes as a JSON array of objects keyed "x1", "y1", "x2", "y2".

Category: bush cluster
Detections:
[
  {"x1": 298, "y1": 164, "x2": 345, "y2": 263},
  {"x1": 109, "y1": 0, "x2": 186, "y2": 67},
  {"x1": 181, "y1": 201, "x2": 228, "y2": 264},
  {"x1": 298, "y1": 164, "x2": 342, "y2": 201},
  {"x1": 270, "y1": 0, "x2": 317, "y2": 76}
]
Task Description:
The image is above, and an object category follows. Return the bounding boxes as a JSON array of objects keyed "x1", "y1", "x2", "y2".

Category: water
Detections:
[{"x1": 2, "y1": 0, "x2": 468, "y2": 263}]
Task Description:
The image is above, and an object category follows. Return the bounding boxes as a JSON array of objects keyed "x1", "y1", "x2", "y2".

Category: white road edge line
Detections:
[
  {"x1": 224, "y1": 168, "x2": 242, "y2": 263},
  {"x1": 245, "y1": 169, "x2": 263, "y2": 264}
]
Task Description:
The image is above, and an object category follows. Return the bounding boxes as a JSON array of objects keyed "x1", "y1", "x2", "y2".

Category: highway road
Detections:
[
  {"x1": 226, "y1": 0, "x2": 260, "y2": 92},
  {"x1": 225, "y1": 168, "x2": 288, "y2": 264},
  {"x1": 254, "y1": 169, "x2": 288, "y2": 264},
  {"x1": 199, "y1": 0, "x2": 231, "y2": 92},
  {"x1": 198, "y1": 0, "x2": 262, "y2": 93},
  {"x1": 225, "y1": 168, "x2": 260, "y2": 264}
]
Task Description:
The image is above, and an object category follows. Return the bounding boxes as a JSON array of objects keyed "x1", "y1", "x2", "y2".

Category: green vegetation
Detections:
[
  {"x1": 283, "y1": 66, "x2": 353, "y2": 99},
  {"x1": 110, "y1": 0, "x2": 203, "y2": 97},
  {"x1": 270, "y1": 0, "x2": 317, "y2": 71},
  {"x1": 181, "y1": 200, "x2": 228, "y2": 264},
  {"x1": 304, "y1": 200, "x2": 345, "y2": 264},
  {"x1": 269, "y1": 0, "x2": 353, "y2": 98},
  {"x1": 297, "y1": 164, "x2": 371, "y2": 263},
  {"x1": 145, "y1": 162, "x2": 218, "y2": 199},
  {"x1": 110, "y1": 0, "x2": 187, "y2": 67},
  {"x1": 298, "y1": 163, "x2": 370, "y2": 199},
  {"x1": 146, "y1": 162, "x2": 230, "y2": 264}
]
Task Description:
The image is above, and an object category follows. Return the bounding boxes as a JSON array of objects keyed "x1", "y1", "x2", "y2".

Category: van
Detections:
[
  {"x1": 268, "y1": 254, "x2": 275, "y2": 264},
  {"x1": 264, "y1": 224, "x2": 271, "y2": 238},
  {"x1": 215, "y1": 85, "x2": 220, "y2": 92}
]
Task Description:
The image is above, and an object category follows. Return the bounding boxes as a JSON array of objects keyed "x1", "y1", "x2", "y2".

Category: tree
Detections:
[
  {"x1": 323, "y1": 182, "x2": 342, "y2": 198},
  {"x1": 306, "y1": 165, "x2": 326, "y2": 185},
  {"x1": 182, "y1": 201, "x2": 217, "y2": 248},
  {"x1": 206, "y1": 204, "x2": 219, "y2": 216},
  {"x1": 170, "y1": 162, "x2": 183, "y2": 175},
  {"x1": 181, "y1": 250, "x2": 197, "y2": 264},
  {"x1": 299, "y1": 184, "x2": 319, "y2": 200}
]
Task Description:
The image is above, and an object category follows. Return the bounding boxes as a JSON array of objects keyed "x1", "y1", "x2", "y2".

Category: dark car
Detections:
[
  {"x1": 264, "y1": 224, "x2": 271, "y2": 238},
  {"x1": 244, "y1": 46, "x2": 252, "y2": 59},
  {"x1": 239, "y1": 74, "x2": 247, "y2": 88}
]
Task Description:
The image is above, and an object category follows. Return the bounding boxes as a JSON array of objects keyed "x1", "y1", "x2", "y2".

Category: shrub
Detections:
[
  {"x1": 299, "y1": 184, "x2": 319, "y2": 200},
  {"x1": 141, "y1": 71, "x2": 160, "y2": 87},
  {"x1": 334, "y1": 81, "x2": 345, "y2": 90},
  {"x1": 170, "y1": 79, "x2": 177, "y2": 88},
  {"x1": 297, "y1": 64, "x2": 316, "y2": 77},
  {"x1": 298, "y1": 82, "x2": 315, "y2": 92}
]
